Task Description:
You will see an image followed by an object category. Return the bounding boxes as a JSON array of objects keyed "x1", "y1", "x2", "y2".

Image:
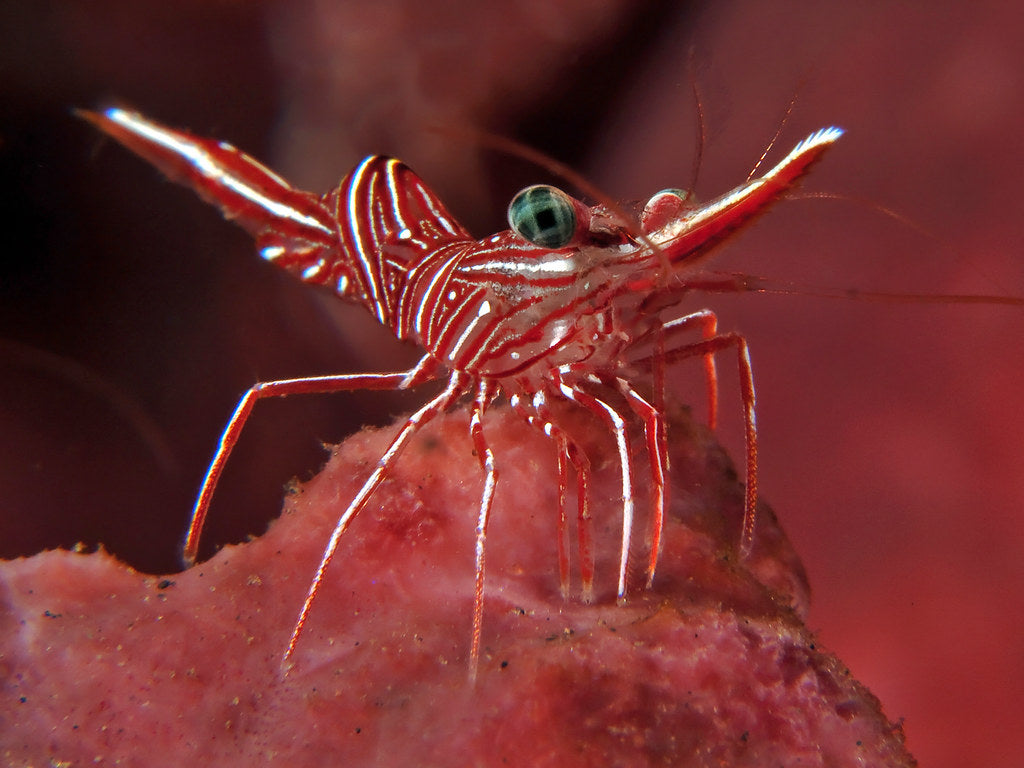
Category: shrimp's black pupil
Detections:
[
  {"x1": 508, "y1": 185, "x2": 577, "y2": 248},
  {"x1": 535, "y1": 208, "x2": 556, "y2": 230}
]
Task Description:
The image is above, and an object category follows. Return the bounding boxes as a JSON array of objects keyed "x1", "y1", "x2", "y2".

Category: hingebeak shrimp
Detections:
[{"x1": 80, "y1": 107, "x2": 842, "y2": 678}]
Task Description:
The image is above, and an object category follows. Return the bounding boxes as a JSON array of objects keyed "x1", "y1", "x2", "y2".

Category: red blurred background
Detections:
[{"x1": 1, "y1": 2, "x2": 1021, "y2": 765}]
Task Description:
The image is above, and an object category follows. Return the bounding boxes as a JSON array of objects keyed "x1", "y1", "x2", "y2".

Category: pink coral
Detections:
[{"x1": 2, "y1": 407, "x2": 914, "y2": 766}]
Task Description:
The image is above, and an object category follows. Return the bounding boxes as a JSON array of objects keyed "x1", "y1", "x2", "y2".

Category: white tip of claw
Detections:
[
  {"x1": 102, "y1": 106, "x2": 139, "y2": 128},
  {"x1": 795, "y1": 126, "x2": 845, "y2": 154},
  {"x1": 766, "y1": 126, "x2": 844, "y2": 181}
]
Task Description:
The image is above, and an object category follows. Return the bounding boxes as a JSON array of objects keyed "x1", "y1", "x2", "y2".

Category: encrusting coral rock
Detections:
[{"x1": 1, "y1": 406, "x2": 915, "y2": 766}]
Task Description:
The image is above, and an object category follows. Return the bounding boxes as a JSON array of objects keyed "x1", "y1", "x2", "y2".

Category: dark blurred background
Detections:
[{"x1": 1, "y1": 2, "x2": 1022, "y2": 766}]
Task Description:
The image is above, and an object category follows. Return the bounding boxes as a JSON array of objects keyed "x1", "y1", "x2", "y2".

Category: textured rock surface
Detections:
[{"x1": 1, "y1": 408, "x2": 914, "y2": 766}]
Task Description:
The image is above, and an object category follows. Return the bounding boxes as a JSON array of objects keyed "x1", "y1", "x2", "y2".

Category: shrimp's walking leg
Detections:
[
  {"x1": 648, "y1": 332, "x2": 759, "y2": 558},
  {"x1": 184, "y1": 355, "x2": 439, "y2": 565},
  {"x1": 661, "y1": 310, "x2": 720, "y2": 430},
  {"x1": 511, "y1": 393, "x2": 594, "y2": 602},
  {"x1": 615, "y1": 378, "x2": 668, "y2": 588},
  {"x1": 468, "y1": 382, "x2": 498, "y2": 682},
  {"x1": 564, "y1": 440, "x2": 594, "y2": 601},
  {"x1": 284, "y1": 370, "x2": 469, "y2": 670},
  {"x1": 550, "y1": 428, "x2": 573, "y2": 597},
  {"x1": 556, "y1": 376, "x2": 635, "y2": 603},
  {"x1": 540, "y1": 413, "x2": 595, "y2": 603},
  {"x1": 509, "y1": 394, "x2": 570, "y2": 597}
]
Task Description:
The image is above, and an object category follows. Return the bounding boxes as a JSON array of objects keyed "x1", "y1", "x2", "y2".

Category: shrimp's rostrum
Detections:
[{"x1": 80, "y1": 108, "x2": 842, "y2": 677}]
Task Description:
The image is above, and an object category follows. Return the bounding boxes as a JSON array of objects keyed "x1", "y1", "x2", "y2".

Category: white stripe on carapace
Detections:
[
  {"x1": 383, "y1": 159, "x2": 412, "y2": 235},
  {"x1": 445, "y1": 299, "x2": 494, "y2": 363},
  {"x1": 461, "y1": 254, "x2": 578, "y2": 276},
  {"x1": 413, "y1": 247, "x2": 468, "y2": 342},
  {"x1": 384, "y1": 161, "x2": 462, "y2": 243},
  {"x1": 431, "y1": 283, "x2": 490, "y2": 362},
  {"x1": 344, "y1": 157, "x2": 389, "y2": 324},
  {"x1": 418, "y1": 186, "x2": 461, "y2": 236}
]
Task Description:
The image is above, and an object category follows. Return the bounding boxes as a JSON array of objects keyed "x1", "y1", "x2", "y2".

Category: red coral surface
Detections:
[{"x1": 1, "y1": 408, "x2": 914, "y2": 766}]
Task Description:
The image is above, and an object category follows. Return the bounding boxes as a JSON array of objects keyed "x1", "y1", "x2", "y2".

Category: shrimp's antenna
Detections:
[
  {"x1": 686, "y1": 46, "x2": 707, "y2": 196},
  {"x1": 747, "y1": 91, "x2": 800, "y2": 182}
]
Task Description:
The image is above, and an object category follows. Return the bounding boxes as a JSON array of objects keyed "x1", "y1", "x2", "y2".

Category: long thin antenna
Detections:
[
  {"x1": 746, "y1": 92, "x2": 799, "y2": 182},
  {"x1": 686, "y1": 46, "x2": 707, "y2": 195}
]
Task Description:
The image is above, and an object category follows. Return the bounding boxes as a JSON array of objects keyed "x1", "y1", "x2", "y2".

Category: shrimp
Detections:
[{"x1": 79, "y1": 107, "x2": 843, "y2": 677}]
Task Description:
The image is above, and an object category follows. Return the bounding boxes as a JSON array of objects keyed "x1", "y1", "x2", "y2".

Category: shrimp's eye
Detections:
[{"x1": 507, "y1": 185, "x2": 578, "y2": 248}]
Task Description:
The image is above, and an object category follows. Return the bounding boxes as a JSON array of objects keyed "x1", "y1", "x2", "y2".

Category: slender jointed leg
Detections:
[
  {"x1": 284, "y1": 370, "x2": 470, "y2": 670},
  {"x1": 467, "y1": 382, "x2": 498, "y2": 682},
  {"x1": 556, "y1": 375, "x2": 635, "y2": 603},
  {"x1": 511, "y1": 392, "x2": 595, "y2": 602},
  {"x1": 640, "y1": 332, "x2": 759, "y2": 558},
  {"x1": 183, "y1": 355, "x2": 439, "y2": 566},
  {"x1": 566, "y1": 442, "x2": 594, "y2": 601},
  {"x1": 509, "y1": 393, "x2": 571, "y2": 598},
  {"x1": 536, "y1": 393, "x2": 595, "y2": 603},
  {"x1": 614, "y1": 377, "x2": 668, "y2": 589},
  {"x1": 660, "y1": 310, "x2": 720, "y2": 430}
]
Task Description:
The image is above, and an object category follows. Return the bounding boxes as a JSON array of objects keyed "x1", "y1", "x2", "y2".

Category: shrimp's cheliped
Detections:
[{"x1": 80, "y1": 107, "x2": 842, "y2": 677}]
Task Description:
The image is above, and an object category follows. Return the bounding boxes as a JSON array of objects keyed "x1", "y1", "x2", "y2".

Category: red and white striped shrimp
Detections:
[{"x1": 80, "y1": 107, "x2": 842, "y2": 677}]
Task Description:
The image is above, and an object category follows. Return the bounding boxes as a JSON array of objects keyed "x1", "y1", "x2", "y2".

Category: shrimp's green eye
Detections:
[{"x1": 508, "y1": 185, "x2": 578, "y2": 248}]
